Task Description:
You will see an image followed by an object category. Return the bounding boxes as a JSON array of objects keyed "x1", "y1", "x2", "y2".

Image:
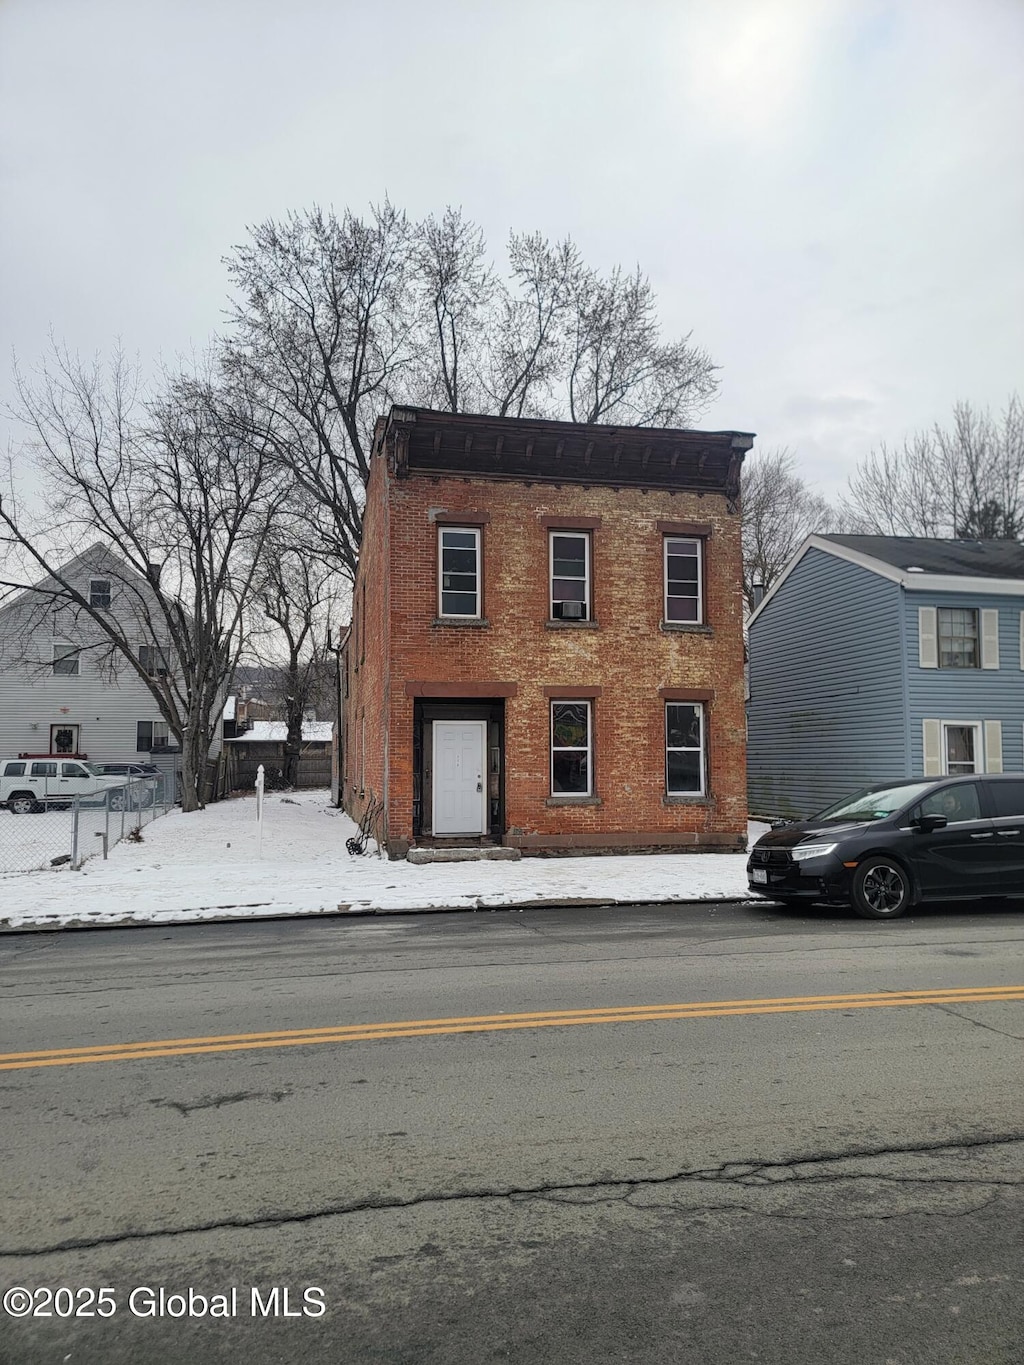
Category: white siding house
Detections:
[{"x1": 0, "y1": 544, "x2": 221, "y2": 765}]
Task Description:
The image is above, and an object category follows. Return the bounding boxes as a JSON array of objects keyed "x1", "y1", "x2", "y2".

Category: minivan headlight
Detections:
[{"x1": 791, "y1": 842, "x2": 839, "y2": 862}]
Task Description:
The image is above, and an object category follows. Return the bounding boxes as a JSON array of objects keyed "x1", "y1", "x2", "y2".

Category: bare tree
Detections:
[
  {"x1": 223, "y1": 204, "x2": 721, "y2": 578},
  {"x1": 484, "y1": 233, "x2": 581, "y2": 418},
  {"x1": 223, "y1": 201, "x2": 417, "y2": 579},
  {"x1": 741, "y1": 448, "x2": 843, "y2": 610},
  {"x1": 845, "y1": 396, "x2": 1024, "y2": 538},
  {"x1": 413, "y1": 208, "x2": 493, "y2": 414},
  {"x1": 250, "y1": 537, "x2": 343, "y2": 787},
  {"x1": 0, "y1": 344, "x2": 286, "y2": 811},
  {"x1": 567, "y1": 264, "x2": 718, "y2": 426}
]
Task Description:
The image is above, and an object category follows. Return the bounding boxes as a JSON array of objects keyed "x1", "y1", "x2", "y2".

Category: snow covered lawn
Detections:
[{"x1": 0, "y1": 790, "x2": 764, "y2": 931}]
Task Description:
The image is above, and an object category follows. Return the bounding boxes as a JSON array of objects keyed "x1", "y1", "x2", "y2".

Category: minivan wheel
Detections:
[{"x1": 851, "y1": 857, "x2": 911, "y2": 919}]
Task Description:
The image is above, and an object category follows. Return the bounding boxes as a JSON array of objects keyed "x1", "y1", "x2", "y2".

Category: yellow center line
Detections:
[{"x1": 2, "y1": 985, "x2": 1021, "y2": 1072}]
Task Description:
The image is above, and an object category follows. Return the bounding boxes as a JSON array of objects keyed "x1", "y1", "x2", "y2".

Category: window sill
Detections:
[
  {"x1": 663, "y1": 795, "x2": 713, "y2": 806},
  {"x1": 546, "y1": 795, "x2": 602, "y2": 807},
  {"x1": 660, "y1": 622, "x2": 712, "y2": 635},
  {"x1": 545, "y1": 619, "x2": 600, "y2": 630},
  {"x1": 432, "y1": 617, "x2": 491, "y2": 628}
]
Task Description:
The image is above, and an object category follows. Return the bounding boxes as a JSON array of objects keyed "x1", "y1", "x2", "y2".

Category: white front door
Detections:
[{"x1": 432, "y1": 721, "x2": 487, "y2": 836}]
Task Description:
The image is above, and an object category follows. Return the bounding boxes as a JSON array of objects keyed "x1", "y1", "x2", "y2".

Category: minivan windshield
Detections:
[{"x1": 812, "y1": 781, "x2": 935, "y2": 823}]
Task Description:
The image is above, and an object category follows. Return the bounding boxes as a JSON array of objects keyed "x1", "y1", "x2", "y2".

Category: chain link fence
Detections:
[{"x1": 0, "y1": 775, "x2": 177, "y2": 874}]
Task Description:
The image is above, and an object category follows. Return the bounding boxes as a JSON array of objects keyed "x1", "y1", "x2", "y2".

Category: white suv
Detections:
[{"x1": 0, "y1": 759, "x2": 155, "y2": 813}]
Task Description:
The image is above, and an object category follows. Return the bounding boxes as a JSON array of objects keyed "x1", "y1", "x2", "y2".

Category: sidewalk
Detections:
[{"x1": 0, "y1": 791, "x2": 763, "y2": 932}]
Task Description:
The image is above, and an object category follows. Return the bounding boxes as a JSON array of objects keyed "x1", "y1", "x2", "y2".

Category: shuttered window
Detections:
[
  {"x1": 924, "y1": 720, "x2": 997, "y2": 776},
  {"x1": 937, "y1": 608, "x2": 979, "y2": 668}
]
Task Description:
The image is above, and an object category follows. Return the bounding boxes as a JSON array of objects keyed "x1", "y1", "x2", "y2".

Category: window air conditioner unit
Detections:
[{"x1": 560, "y1": 601, "x2": 585, "y2": 619}]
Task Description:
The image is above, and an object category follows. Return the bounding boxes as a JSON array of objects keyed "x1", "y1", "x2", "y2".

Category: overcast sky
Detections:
[{"x1": 2, "y1": 0, "x2": 1022, "y2": 503}]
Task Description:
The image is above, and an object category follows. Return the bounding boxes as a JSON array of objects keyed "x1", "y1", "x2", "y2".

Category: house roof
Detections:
[
  {"x1": 0, "y1": 542, "x2": 140, "y2": 622},
  {"x1": 748, "y1": 533, "x2": 1024, "y2": 627},
  {"x1": 821, "y1": 535, "x2": 1024, "y2": 578},
  {"x1": 225, "y1": 720, "x2": 334, "y2": 744},
  {"x1": 376, "y1": 406, "x2": 756, "y2": 498}
]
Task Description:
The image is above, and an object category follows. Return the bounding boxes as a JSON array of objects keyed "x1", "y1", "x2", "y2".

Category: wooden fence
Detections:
[{"x1": 223, "y1": 743, "x2": 333, "y2": 792}]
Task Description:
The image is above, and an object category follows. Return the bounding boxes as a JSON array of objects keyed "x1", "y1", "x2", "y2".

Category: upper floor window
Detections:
[
  {"x1": 438, "y1": 527, "x2": 481, "y2": 618},
  {"x1": 938, "y1": 608, "x2": 979, "y2": 668},
  {"x1": 138, "y1": 645, "x2": 170, "y2": 677},
  {"x1": 550, "y1": 532, "x2": 590, "y2": 621},
  {"x1": 664, "y1": 537, "x2": 703, "y2": 624},
  {"x1": 666, "y1": 702, "x2": 705, "y2": 796},
  {"x1": 52, "y1": 641, "x2": 80, "y2": 676},
  {"x1": 89, "y1": 578, "x2": 111, "y2": 609}
]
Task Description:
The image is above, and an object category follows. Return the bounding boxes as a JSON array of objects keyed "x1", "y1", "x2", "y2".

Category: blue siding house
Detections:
[{"x1": 747, "y1": 535, "x2": 1024, "y2": 818}]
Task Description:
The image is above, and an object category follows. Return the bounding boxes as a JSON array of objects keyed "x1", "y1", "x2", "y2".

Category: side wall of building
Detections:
[
  {"x1": 342, "y1": 443, "x2": 392, "y2": 841},
  {"x1": 384, "y1": 471, "x2": 747, "y2": 852},
  {"x1": 747, "y1": 548, "x2": 906, "y2": 818}
]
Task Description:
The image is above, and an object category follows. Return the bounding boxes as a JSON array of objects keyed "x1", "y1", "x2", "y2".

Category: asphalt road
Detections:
[{"x1": 1, "y1": 899, "x2": 1023, "y2": 1364}]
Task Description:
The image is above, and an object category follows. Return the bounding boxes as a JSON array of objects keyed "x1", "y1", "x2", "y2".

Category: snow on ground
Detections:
[{"x1": 0, "y1": 790, "x2": 766, "y2": 931}]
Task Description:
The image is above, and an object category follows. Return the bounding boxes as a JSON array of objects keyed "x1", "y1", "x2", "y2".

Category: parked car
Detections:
[
  {"x1": 747, "y1": 775, "x2": 1024, "y2": 919},
  {"x1": 92, "y1": 763, "x2": 162, "y2": 778},
  {"x1": 0, "y1": 759, "x2": 156, "y2": 813}
]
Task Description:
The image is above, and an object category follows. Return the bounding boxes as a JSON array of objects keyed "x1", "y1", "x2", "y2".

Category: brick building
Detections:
[{"x1": 342, "y1": 407, "x2": 754, "y2": 858}]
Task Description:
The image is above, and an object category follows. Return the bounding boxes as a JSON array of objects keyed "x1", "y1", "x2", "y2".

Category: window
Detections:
[
  {"x1": 61, "y1": 762, "x2": 90, "y2": 779},
  {"x1": 52, "y1": 641, "x2": 80, "y2": 676},
  {"x1": 138, "y1": 645, "x2": 169, "y2": 676},
  {"x1": 137, "y1": 720, "x2": 171, "y2": 751},
  {"x1": 89, "y1": 578, "x2": 111, "y2": 609},
  {"x1": 550, "y1": 701, "x2": 592, "y2": 795},
  {"x1": 919, "y1": 783, "x2": 982, "y2": 823},
  {"x1": 30, "y1": 761, "x2": 57, "y2": 777},
  {"x1": 944, "y1": 723, "x2": 979, "y2": 775},
  {"x1": 989, "y1": 780, "x2": 1024, "y2": 818},
  {"x1": 938, "y1": 608, "x2": 979, "y2": 668},
  {"x1": 438, "y1": 527, "x2": 481, "y2": 618},
  {"x1": 4, "y1": 762, "x2": 26, "y2": 777},
  {"x1": 666, "y1": 703, "x2": 705, "y2": 795},
  {"x1": 664, "y1": 537, "x2": 703, "y2": 623},
  {"x1": 550, "y1": 532, "x2": 590, "y2": 620}
]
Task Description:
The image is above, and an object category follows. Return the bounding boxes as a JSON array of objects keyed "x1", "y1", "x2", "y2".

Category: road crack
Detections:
[
  {"x1": 930, "y1": 1001, "x2": 1024, "y2": 1041},
  {"x1": 3, "y1": 1132, "x2": 1021, "y2": 1260}
]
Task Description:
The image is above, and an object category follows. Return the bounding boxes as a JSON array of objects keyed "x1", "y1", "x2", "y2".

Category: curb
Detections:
[{"x1": 0, "y1": 893, "x2": 754, "y2": 935}]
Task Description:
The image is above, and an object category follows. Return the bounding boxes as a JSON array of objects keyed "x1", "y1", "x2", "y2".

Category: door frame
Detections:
[{"x1": 431, "y1": 719, "x2": 487, "y2": 837}]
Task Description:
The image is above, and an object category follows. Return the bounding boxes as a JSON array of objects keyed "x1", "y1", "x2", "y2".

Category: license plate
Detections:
[{"x1": 751, "y1": 868, "x2": 768, "y2": 884}]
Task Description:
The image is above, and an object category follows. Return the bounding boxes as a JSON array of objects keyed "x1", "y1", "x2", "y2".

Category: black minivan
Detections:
[{"x1": 747, "y1": 775, "x2": 1024, "y2": 919}]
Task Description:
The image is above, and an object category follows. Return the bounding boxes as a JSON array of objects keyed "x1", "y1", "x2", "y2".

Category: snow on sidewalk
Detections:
[{"x1": 0, "y1": 790, "x2": 764, "y2": 931}]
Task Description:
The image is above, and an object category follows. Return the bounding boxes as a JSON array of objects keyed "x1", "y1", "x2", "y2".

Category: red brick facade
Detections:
[{"x1": 343, "y1": 408, "x2": 753, "y2": 857}]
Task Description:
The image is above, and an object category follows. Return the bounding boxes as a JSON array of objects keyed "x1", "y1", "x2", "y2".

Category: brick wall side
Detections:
[
  {"x1": 386, "y1": 474, "x2": 747, "y2": 849},
  {"x1": 343, "y1": 449, "x2": 391, "y2": 843}
]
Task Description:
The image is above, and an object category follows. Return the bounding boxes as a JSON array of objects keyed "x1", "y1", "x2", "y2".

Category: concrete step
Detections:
[{"x1": 406, "y1": 846, "x2": 522, "y2": 864}]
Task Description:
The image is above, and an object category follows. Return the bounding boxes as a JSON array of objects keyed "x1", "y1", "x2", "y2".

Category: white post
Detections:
[{"x1": 255, "y1": 763, "x2": 265, "y2": 859}]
